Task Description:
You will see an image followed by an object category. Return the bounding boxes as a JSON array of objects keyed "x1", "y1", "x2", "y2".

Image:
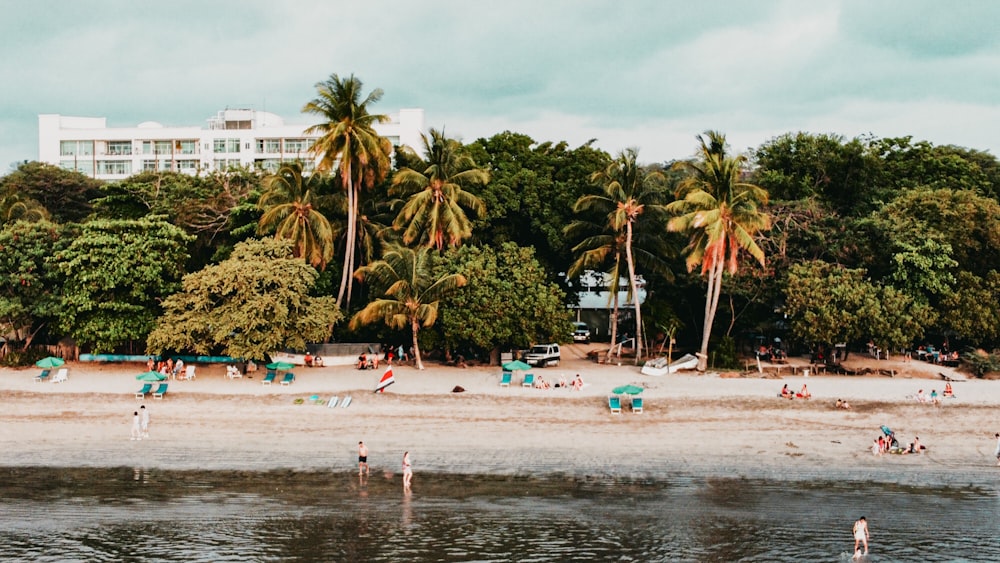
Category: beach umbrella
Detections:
[
  {"x1": 374, "y1": 366, "x2": 395, "y2": 393},
  {"x1": 612, "y1": 384, "x2": 644, "y2": 395},
  {"x1": 502, "y1": 360, "x2": 531, "y2": 372},
  {"x1": 136, "y1": 371, "x2": 167, "y2": 382},
  {"x1": 35, "y1": 357, "x2": 65, "y2": 369},
  {"x1": 266, "y1": 361, "x2": 295, "y2": 371}
]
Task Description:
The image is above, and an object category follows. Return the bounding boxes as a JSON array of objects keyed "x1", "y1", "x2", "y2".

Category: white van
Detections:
[
  {"x1": 525, "y1": 344, "x2": 560, "y2": 367},
  {"x1": 572, "y1": 322, "x2": 591, "y2": 343}
]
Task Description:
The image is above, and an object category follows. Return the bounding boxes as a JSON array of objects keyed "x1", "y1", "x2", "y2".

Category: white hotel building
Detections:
[{"x1": 38, "y1": 108, "x2": 425, "y2": 181}]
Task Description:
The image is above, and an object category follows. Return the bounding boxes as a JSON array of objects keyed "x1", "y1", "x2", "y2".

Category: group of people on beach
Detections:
[
  {"x1": 129, "y1": 405, "x2": 150, "y2": 440},
  {"x1": 778, "y1": 383, "x2": 810, "y2": 399},
  {"x1": 147, "y1": 357, "x2": 184, "y2": 379},
  {"x1": 534, "y1": 374, "x2": 584, "y2": 390},
  {"x1": 358, "y1": 441, "x2": 412, "y2": 491}
]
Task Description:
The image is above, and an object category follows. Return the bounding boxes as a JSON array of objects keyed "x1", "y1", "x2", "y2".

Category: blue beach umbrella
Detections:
[
  {"x1": 35, "y1": 357, "x2": 65, "y2": 369},
  {"x1": 136, "y1": 371, "x2": 167, "y2": 382}
]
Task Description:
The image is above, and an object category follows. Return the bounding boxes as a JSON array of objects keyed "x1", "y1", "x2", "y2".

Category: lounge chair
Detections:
[
  {"x1": 135, "y1": 383, "x2": 152, "y2": 399},
  {"x1": 522, "y1": 373, "x2": 535, "y2": 387},
  {"x1": 631, "y1": 397, "x2": 643, "y2": 413},
  {"x1": 51, "y1": 368, "x2": 68, "y2": 383},
  {"x1": 152, "y1": 383, "x2": 169, "y2": 399},
  {"x1": 281, "y1": 372, "x2": 295, "y2": 385},
  {"x1": 499, "y1": 371, "x2": 512, "y2": 387},
  {"x1": 262, "y1": 370, "x2": 276, "y2": 385},
  {"x1": 183, "y1": 365, "x2": 196, "y2": 380},
  {"x1": 609, "y1": 396, "x2": 622, "y2": 414},
  {"x1": 34, "y1": 369, "x2": 51, "y2": 383}
]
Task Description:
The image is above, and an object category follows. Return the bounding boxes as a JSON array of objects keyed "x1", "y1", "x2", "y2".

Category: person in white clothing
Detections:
[
  {"x1": 130, "y1": 411, "x2": 142, "y2": 441},
  {"x1": 140, "y1": 405, "x2": 150, "y2": 438}
]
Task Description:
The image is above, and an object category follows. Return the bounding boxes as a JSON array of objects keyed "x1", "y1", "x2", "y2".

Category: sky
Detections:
[{"x1": 2, "y1": 0, "x2": 999, "y2": 173}]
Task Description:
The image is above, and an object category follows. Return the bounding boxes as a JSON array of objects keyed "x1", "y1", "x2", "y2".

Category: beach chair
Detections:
[
  {"x1": 34, "y1": 369, "x2": 51, "y2": 383},
  {"x1": 499, "y1": 371, "x2": 512, "y2": 387},
  {"x1": 608, "y1": 396, "x2": 622, "y2": 414},
  {"x1": 631, "y1": 397, "x2": 643, "y2": 413},
  {"x1": 51, "y1": 368, "x2": 68, "y2": 383},
  {"x1": 152, "y1": 383, "x2": 169, "y2": 400},
  {"x1": 522, "y1": 373, "x2": 535, "y2": 387},
  {"x1": 135, "y1": 383, "x2": 152, "y2": 399},
  {"x1": 184, "y1": 365, "x2": 196, "y2": 380},
  {"x1": 280, "y1": 372, "x2": 295, "y2": 385},
  {"x1": 262, "y1": 371, "x2": 276, "y2": 385}
]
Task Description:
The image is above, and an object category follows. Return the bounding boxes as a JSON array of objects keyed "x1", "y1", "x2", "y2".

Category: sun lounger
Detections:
[
  {"x1": 152, "y1": 383, "x2": 169, "y2": 399},
  {"x1": 608, "y1": 396, "x2": 622, "y2": 414},
  {"x1": 500, "y1": 371, "x2": 512, "y2": 387},
  {"x1": 262, "y1": 370, "x2": 276, "y2": 385},
  {"x1": 183, "y1": 365, "x2": 196, "y2": 380},
  {"x1": 51, "y1": 368, "x2": 68, "y2": 383},
  {"x1": 34, "y1": 369, "x2": 51, "y2": 383},
  {"x1": 522, "y1": 373, "x2": 535, "y2": 387},
  {"x1": 280, "y1": 372, "x2": 295, "y2": 385},
  {"x1": 341, "y1": 396, "x2": 352, "y2": 408},
  {"x1": 631, "y1": 397, "x2": 643, "y2": 413},
  {"x1": 135, "y1": 383, "x2": 152, "y2": 399},
  {"x1": 328, "y1": 396, "x2": 340, "y2": 408}
]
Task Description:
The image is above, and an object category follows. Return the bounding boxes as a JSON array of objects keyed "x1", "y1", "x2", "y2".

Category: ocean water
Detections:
[{"x1": 0, "y1": 467, "x2": 997, "y2": 562}]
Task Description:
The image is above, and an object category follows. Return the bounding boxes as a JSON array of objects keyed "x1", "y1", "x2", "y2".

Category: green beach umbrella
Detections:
[
  {"x1": 266, "y1": 361, "x2": 295, "y2": 371},
  {"x1": 35, "y1": 357, "x2": 65, "y2": 369},
  {"x1": 136, "y1": 371, "x2": 167, "y2": 382},
  {"x1": 502, "y1": 360, "x2": 531, "y2": 372},
  {"x1": 612, "y1": 384, "x2": 644, "y2": 395}
]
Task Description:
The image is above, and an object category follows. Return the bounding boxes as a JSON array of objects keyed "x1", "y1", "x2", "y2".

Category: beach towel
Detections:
[{"x1": 375, "y1": 367, "x2": 395, "y2": 393}]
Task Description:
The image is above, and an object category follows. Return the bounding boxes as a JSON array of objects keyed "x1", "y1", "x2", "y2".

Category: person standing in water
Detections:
[
  {"x1": 853, "y1": 516, "x2": 869, "y2": 557},
  {"x1": 402, "y1": 451, "x2": 412, "y2": 491},
  {"x1": 358, "y1": 441, "x2": 369, "y2": 476}
]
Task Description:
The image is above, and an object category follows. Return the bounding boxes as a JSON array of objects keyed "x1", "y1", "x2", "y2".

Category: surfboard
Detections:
[
  {"x1": 341, "y1": 396, "x2": 352, "y2": 408},
  {"x1": 328, "y1": 396, "x2": 339, "y2": 408}
]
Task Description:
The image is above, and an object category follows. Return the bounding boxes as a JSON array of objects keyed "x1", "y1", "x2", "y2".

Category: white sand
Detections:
[{"x1": 2, "y1": 346, "x2": 998, "y2": 483}]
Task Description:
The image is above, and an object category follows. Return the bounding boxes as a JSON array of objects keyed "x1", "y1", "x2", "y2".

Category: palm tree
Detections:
[
  {"x1": 390, "y1": 129, "x2": 488, "y2": 250},
  {"x1": 667, "y1": 131, "x2": 771, "y2": 371},
  {"x1": 257, "y1": 161, "x2": 334, "y2": 270},
  {"x1": 349, "y1": 245, "x2": 466, "y2": 370},
  {"x1": 303, "y1": 73, "x2": 392, "y2": 308},
  {"x1": 0, "y1": 188, "x2": 48, "y2": 225},
  {"x1": 571, "y1": 148, "x2": 668, "y2": 364}
]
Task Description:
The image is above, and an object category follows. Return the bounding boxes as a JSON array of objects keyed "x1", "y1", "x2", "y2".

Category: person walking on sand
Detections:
[
  {"x1": 994, "y1": 433, "x2": 1000, "y2": 466},
  {"x1": 358, "y1": 441, "x2": 369, "y2": 476},
  {"x1": 402, "y1": 451, "x2": 412, "y2": 491},
  {"x1": 853, "y1": 516, "x2": 869, "y2": 557},
  {"x1": 130, "y1": 411, "x2": 141, "y2": 441},
  {"x1": 140, "y1": 405, "x2": 150, "y2": 438}
]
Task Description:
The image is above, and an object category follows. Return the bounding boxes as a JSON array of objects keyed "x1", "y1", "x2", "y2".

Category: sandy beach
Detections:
[{"x1": 3, "y1": 345, "x2": 998, "y2": 484}]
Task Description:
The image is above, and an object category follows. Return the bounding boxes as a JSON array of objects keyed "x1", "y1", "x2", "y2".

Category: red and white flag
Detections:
[{"x1": 374, "y1": 367, "x2": 395, "y2": 393}]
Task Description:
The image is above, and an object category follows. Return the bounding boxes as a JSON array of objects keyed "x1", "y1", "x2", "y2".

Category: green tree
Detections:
[
  {"x1": 435, "y1": 243, "x2": 572, "y2": 363},
  {"x1": 572, "y1": 148, "x2": 669, "y2": 363},
  {"x1": 391, "y1": 128, "x2": 488, "y2": 250},
  {"x1": 938, "y1": 271, "x2": 1000, "y2": 346},
  {"x1": 0, "y1": 161, "x2": 102, "y2": 223},
  {"x1": 0, "y1": 220, "x2": 66, "y2": 350},
  {"x1": 257, "y1": 161, "x2": 335, "y2": 270},
  {"x1": 667, "y1": 131, "x2": 771, "y2": 371},
  {"x1": 56, "y1": 217, "x2": 193, "y2": 353},
  {"x1": 147, "y1": 238, "x2": 341, "y2": 360},
  {"x1": 350, "y1": 246, "x2": 466, "y2": 370},
  {"x1": 303, "y1": 73, "x2": 392, "y2": 308}
]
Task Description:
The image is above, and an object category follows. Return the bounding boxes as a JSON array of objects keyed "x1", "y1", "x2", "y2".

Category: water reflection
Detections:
[{"x1": 0, "y1": 468, "x2": 996, "y2": 562}]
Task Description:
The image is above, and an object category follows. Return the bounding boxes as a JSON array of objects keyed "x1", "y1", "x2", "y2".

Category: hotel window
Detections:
[
  {"x1": 60, "y1": 159, "x2": 94, "y2": 174},
  {"x1": 228, "y1": 139, "x2": 241, "y2": 153},
  {"x1": 142, "y1": 159, "x2": 171, "y2": 171},
  {"x1": 177, "y1": 160, "x2": 199, "y2": 172},
  {"x1": 214, "y1": 158, "x2": 241, "y2": 171},
  {"x1": 176, "y1": 140, "x2": 197, "y2": 154},
  {"x1": 107, "y1": 141, "x2": 132, "y2": 155},
  {"x1": 284, "y1": 138, "x2": 306, "y2": 153},
  {"x1": 265, "y1": 139, "x2": 281, "y2": 153},
  {"x1": 60, "y1": 140, "x2": 94, "y2": 156},
  {"x1": 255, "y1": 158, "x2": 281, "y2": 173},
  {"x1": 153, "y1": 141, "x2": 172, "y2": 155},
  {"x1": 98, "y1": 160, "x2": 132, "y2": 175}
]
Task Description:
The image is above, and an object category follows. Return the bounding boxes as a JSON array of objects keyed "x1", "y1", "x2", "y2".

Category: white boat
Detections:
[{"x1": 641, "y1": 353, "x2": 699, "y2": 376}]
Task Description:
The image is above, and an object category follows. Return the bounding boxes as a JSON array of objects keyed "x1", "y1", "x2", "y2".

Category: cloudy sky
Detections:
[{"x1": 2, "y1": 0, "x2": 999, "y2": 172}]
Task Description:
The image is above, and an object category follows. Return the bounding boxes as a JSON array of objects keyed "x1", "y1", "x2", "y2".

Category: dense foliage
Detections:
[{"x1": 3, "y1": 74, "x2": 1000, "y2": 373}]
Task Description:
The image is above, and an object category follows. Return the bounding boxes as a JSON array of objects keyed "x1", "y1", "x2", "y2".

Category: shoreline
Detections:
[{"x1": 3, "y1": 350, "x2": 999, "y2": 486}]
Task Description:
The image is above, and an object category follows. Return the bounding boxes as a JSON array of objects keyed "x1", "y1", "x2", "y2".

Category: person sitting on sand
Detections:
[
  {"x1": 909, "y1": 436, "x2": 926, "y2": 454},
  {"x1": 557, "y1": 375, "x2": 568, "y2": 389},
  {"x1": 836, "y1": 398, "x2": 851, "y2": 410},
  {"x1": 915, "y1": 389, "x2": 928, "y2": 403},
  {"x1": 872, "y1": 438, "x2": 881, "y2": 456},
  {"x1": 779, "y1": 384, "x2": 794, "y2": 399},
  {"x1": 534, "y1": 376, "x2": 550, "y2": 390},
  {"x1": 930, "y1": 389, "x2": 940, "y2": 406},
  {"x1": 943, "y1": 382, "x2": 954, "y2": 397},
  {"x1": 796, "y1": 384, "x2": 811, "y2": 399},
  {"x1": 572, "y1": 375, "x2": 584, "y2": 391}
]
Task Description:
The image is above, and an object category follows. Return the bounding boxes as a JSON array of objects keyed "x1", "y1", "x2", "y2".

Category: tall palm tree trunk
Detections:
[
  {"x1": 411, "y1": 318, "x2": 424, "y2": 370},
  {"x1": 336, "y1": 162, "x2": 356, "y2": 309},
  {"x1": 698, "y1": 258, "x2": 725, "y2": 371},
  {"x1": 625, "y1": 223, "x2": 643, "y2": 365}
]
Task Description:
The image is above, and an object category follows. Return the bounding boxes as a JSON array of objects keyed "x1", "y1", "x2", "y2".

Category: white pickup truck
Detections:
[{"x1": 524, "y1": 344, "x2": 561, "y2": 367}]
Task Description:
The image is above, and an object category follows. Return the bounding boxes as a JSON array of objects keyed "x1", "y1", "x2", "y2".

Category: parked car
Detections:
[
  {"x1": 572, "y1": 322, "x2": 591, "y2": 343},
  {"x1": 524, "y1": 344, "x2": 561, "y2": 367}
]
